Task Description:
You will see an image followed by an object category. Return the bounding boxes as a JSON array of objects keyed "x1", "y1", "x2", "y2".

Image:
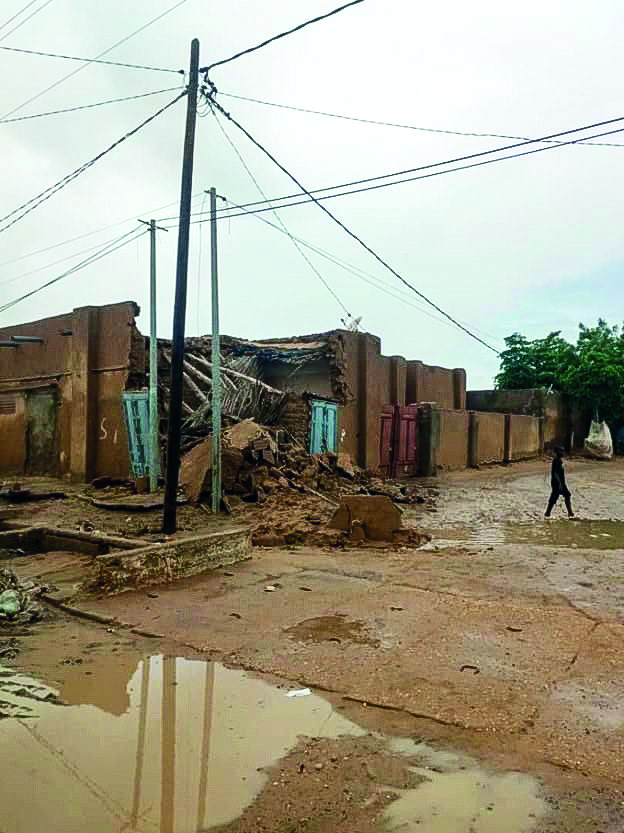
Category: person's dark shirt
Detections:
[{"x1": 551, "y1": 456, "x2": 566, "y2": 491}]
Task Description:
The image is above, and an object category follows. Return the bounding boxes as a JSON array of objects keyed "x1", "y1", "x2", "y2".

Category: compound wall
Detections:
[{"x1": 0, "y1": 302, "x2": 143, "y2": 480}]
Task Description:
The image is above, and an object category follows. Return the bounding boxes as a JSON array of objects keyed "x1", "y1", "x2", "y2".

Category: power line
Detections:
[
  {"x1": 201, "y1": 0, "x2": 365, "y2": 72},
  {"x1": 1, "y1": 0, "x2": 190, "y2": 119},
  {"x1": 220, "y1": 194, "x2": 504, "y2": 343},
  {"x1": 205, "y1": 98, "x2": 506, "y2": 355},
  {"x1": 0, "y1": 90, "x2": 186, "y2": 234},
  {"x1": 0, "y1": 1, "x2": 40, "y2": 32},
  {"x1": 161, "y1": 123, "x2": 624, "y2": 230},
  {"x1": 0, "y1": 191, "x2": 205, "y2": 268},
  {"x1": 0, "y1": 86, "x2": 183, "y2": 123},
  {"x1": 0, "y1": 227, "x2": 147, "y2": 315},
  {"x1": 190, "y1": 109, "x2": 624, "y2": 218},
  {"x1": 218, "y1": 90, "x2": 624, "y2": 150},
  {"x1": 212, "y1": 108, "x2": 354, "y2": 320},
  {"x1": 0, "y1": 226, "x2": 154, "y2": 286},
  {"x1": 0, "y1": 0, "x2": 54, "y2": 43},
  {"x1": 0, "y1": 44, "x2": 184, "y2": 74}
]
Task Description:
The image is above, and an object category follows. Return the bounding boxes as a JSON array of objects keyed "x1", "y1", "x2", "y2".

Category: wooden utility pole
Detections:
[
  {"x1": 139, "y1": 218, "x2": 167, "y2": 492},
  {"x1": 163, "y1": 38, "x2": 200, "y2": 534},
  {"x1": 210, "y1": 187, "x2": 222, "y2": 512}
]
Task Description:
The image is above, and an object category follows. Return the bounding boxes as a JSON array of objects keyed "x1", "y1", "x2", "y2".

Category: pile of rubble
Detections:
[
  {"x1": 180, "y1": 419, "x2": 437, "y2": 510},
  {"x1": 178, "y1": 419, "x2": 436, "y2": 549},
  {"x1": 0, "y1": 569, "x2": 45, "y2": 626}
]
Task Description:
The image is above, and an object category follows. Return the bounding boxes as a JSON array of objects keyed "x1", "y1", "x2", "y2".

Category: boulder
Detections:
[{"x1": 328, "y1": 495, "x2": 402, "y2": 541}]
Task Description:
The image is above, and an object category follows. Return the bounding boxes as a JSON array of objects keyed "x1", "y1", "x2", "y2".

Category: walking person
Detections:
[{"x1": 545, "y1": 447, "x2": 575, "y2": 518}]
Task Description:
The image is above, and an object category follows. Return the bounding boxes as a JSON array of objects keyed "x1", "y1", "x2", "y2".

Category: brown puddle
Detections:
[
  {"x1": 428, "y1": 519, "x2": 624, "y2": 550},
  {"x1": 0, "y1": 655, "x2": 546, "y2": 832},
  {"x1": 285, "y1": 614, "x2": 381, "y2": 646}
]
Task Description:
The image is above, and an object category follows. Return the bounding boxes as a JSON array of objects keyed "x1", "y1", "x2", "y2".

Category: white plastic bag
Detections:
[{"x1": 584, "y1": 420, "x2": 613, "y2": 460}]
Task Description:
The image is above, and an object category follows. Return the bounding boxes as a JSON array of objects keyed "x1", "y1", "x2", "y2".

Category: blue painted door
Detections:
[
  {"x1": 122, "y1": 391, "x2": 160, "y2": 479},
  {"x1": 310, "y1": 400, "x2": 338, "y2": 454}
]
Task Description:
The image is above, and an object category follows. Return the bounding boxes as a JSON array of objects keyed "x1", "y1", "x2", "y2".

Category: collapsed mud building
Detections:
[{"x1": 0, "y1": 301, "x2": 557, "y2": 482}]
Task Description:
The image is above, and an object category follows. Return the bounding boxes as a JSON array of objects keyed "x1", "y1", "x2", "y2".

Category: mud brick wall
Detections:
[
  {"x1": 435, "y1": 409, "x2": 470, "y2": 469},
  {"x1": 92, "y1": 528, "x2": 252, "y2": 594},
  {"x1": 0, "y1": 301, "x2": 143, "y2": 480},
  {"x1": 420, "y1": 406, "x2": 544, "y2": 473},
  {"x1": 467, "y1": 388, "x2": 565, "y2": 448},
  {"x1": 472, "y1": 412, "x2": 506, "y2": 464},
  {"x1": 338, "y1": 330, "x2": 407, "y2": 471},
  {"x1": 406, "y1": 362, "x2": 466, "y2": 409},
  {"x1": 509, "y1": 414, "x2": 541, "y2": 460},
  {"x1": 280, "y1": 393, "x2": 311, "y2": 447}
]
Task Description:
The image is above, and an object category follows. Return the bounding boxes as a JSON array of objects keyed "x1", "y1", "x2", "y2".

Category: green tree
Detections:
[
  {"x1": 495, "y1": 319, "x2": 624, "y2": 427},
  {"x1": 561, "y1": 320, "x2": 624, "y2": 424},
  {"x1": 495, "y1": 330, "x2": 575, "y2": 391}
]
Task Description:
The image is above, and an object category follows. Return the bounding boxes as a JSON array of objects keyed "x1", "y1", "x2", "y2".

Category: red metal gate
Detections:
[{"x1": 378, "y1": 405, "x2": 419, "y2": 478}]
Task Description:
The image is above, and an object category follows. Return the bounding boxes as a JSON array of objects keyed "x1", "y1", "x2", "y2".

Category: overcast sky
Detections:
[{"x1": 1, "y1": 0, "x2": 623, "y2": 389}]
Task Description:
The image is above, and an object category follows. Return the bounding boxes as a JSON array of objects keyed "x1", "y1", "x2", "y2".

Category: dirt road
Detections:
[{"x1": 2, "y1": 458, "x2": 623, "y2": 832}]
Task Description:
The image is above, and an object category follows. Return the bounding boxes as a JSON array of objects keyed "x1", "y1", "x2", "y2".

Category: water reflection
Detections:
[{"x1": 0, "y1": 656, "x2": 363, "y2": 833}]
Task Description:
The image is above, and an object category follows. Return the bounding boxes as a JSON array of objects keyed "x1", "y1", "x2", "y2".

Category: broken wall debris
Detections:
[{"x1": 0, "y1": 569, "x2": 45, "y2": 625}]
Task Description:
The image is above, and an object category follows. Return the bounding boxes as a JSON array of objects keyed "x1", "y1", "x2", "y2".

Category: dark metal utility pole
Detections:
[{"x1": 163, "y1": 38, "x2": 200, "y2": 534}]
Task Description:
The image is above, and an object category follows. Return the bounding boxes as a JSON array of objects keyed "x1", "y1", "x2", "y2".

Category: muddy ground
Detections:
[{"x1": 2, "y1": 458, "x2": 624, "y2": 832}]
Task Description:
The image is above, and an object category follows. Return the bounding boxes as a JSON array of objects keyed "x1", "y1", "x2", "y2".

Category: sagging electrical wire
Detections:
[
  {"x1": 180, "y1": 107, "x2": 624, "y2": 222},
  {"x1": 202, "y1": 0, "x2": 365, "y2": 73},
  {"x1": 0, "y1": 90, "x2": 186, "y2": 234},
  {"x1": 1, "y1": 0, "x2": 191, "y2": 120},
  {"x1": 0, "y1": 44, "x2": 184, "y2": 74},
  {"x1": 218, "y1": 194, "x2": 505, "y2": 344},
  {"x1": 202, "y1": 91, "x2": 501, "y2": 355},
  {"x1": 218, "y1": 91, "x2": 624, "y2": 149},
  {"x1": 0, "y1": 86, "x2": 184, "y2": 124},
  {"x1": 0, "y1": 227, "x2": 147, "y2": 315},
  {"x1": 0, "y1": 0, "x2": 54, "y2": 44},
  {"x1": 211, "y1": 106, "x2": 354, "y2": 322}
]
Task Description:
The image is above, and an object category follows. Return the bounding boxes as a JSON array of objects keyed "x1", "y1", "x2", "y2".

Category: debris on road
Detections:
[
  {"x1": 0, "y1": 569, "x2": 46, "y2": 625},
  {"x1": 0, "y1": 637, "x2": 20, "y2": 659},
  {"x1": 329, "y1": 495, "x2": 403, "y2": 542},
  {"x1": 0, "y1": 486, "x2": 66, "y2": 503}
]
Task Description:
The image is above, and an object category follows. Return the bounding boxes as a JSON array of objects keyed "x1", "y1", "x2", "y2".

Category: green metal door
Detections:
[{"x1": 310, "y1": 400, "x2": 337, "y2": 454}]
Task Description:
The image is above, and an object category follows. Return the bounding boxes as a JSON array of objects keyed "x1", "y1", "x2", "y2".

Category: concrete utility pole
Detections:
[
  {"x1": 139, "y1": 218, "x2": 168, "y2": 492},
  {"x1": 210, "y1": 187, "x2": 222, "y2": 513},
  {"x1": 163, "y1": 38, "x2": 200, "y2": 535}
]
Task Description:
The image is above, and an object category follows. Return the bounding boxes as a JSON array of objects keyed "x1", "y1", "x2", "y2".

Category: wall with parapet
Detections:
[
  {"x1": 419, "y1": 406, "x2": 543, "y2": 474},
  {"x1": 406, "y1": 362, "x2": 466, "y2": 409},
  {"x1": 467, "y1": 388, "x2": 565, "y2": 448},
  {"x1": 0, "y1": 302, "x2": 142, "y2": 480},
  {"x1": 435, "y1": 409, "x2": 470, "y2": 470},
  {"x1": 509, "y1": 414, "x2": 541, "y2": 460}
]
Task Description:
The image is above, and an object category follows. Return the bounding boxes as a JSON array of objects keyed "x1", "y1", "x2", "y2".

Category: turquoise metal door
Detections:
[
  {"x1": 122, "y1": 391, "x2": 161, "y2": 479},
  {"x1": 310, "y1": 400, "x2": 337, "y2": 454}
]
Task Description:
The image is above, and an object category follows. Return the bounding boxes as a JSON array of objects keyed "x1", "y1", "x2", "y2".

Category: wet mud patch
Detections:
[
  {"x1": 284, "y1": 614, "x2": 381, "y2": 647},
  {"x1": 424, "y1": 519, "x2": 624, "y2": 551},
  {"x1": 208, "y1": 734, "x2": 425, "y2": 833}
]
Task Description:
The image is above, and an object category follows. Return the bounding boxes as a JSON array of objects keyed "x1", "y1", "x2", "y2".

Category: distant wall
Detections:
[
  {"x1": 419, "y1": 406, "x2": 543, "y2": 474},
  {"x1": 473, "y1": 412, "x2": 506, "y2": 465},
  {"x1": 407, "y1": 362, "x2": 466, "y2": 409},
  {"x1": 435, "y1": 409, "x2": 469, "y2": 469},
  {"x1": 509, "y1": 414, "x2": 541, "y2": 460},
  {"x1": 467, "y1": 388, "x2": 565, "y2": 448}
]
